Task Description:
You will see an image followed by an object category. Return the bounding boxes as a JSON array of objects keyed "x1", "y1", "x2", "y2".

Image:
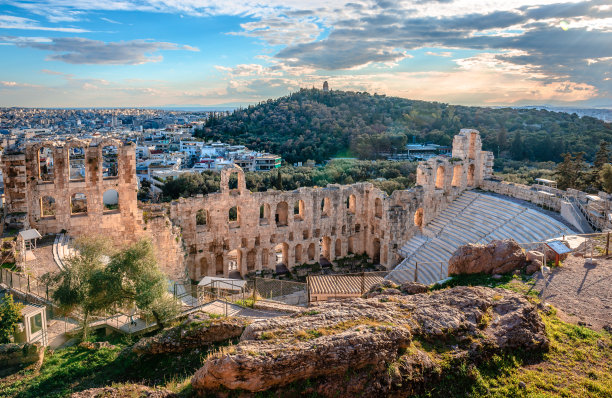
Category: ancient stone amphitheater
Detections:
[{"x1": 4, "y1": 129, "x2": 606, "y2": 286}]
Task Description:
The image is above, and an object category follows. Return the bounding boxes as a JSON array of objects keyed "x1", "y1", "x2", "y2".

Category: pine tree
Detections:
[
  {"x1": 510, "y1": 132, "x2": 524, "y2": 160},
  {"x1": 586, "y1": 141, "x2": 609, "y2": 191},
  {"x1": 275, "y1": 169, "x2": 284, "y2": 190},
  {"x1": 594, "y1": 141, "x2": 610, "y2": 169},
  {"x1": 555, "y1": 152, "x2": 587, "y2": 190},
  {"x1": 600, "y1": 164, "x2": 612, "y2": 193}
]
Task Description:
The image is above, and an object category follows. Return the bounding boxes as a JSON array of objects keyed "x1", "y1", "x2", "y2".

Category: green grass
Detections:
[
  {"x1": 0, "y1": 330, "x2": 233, "y2": 398},
  {"x1": 421, "y1": 273, "x2": 612, "y2": 398},
  {"x1": 431, "y1": 272, "x2": 539, "y2": 297}
]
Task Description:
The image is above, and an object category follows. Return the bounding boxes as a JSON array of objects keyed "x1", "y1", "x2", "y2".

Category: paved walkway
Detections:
[
  {"x1": 534, "y1": 254, "x2": 612, "y2": 331},
  {"x1": 195, "y1": 300, "x2": 288, "y2": 319}
]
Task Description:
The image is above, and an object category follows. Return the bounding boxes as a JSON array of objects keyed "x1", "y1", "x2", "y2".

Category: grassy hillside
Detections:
[
  {"x1": 1, "y1": 273, "x2": 610, "y2": 397},
  {"x1": 195, "y1": 89, "x2": 612, "y2": 164}
]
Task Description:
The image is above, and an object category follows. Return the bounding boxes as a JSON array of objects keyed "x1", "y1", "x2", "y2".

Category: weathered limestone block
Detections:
[
  {"x1": 0, "y1": 343, "x2": 44, "y2": 369},
  {"x1": 448, "y1": 239, "x2": 526, "y2": 275},
  {"x1": 191, "y1": 286, "x2": 548, "y2": 395}
]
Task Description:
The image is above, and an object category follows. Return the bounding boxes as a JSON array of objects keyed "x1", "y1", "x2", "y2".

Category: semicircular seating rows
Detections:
[{"x1": 387, "y1": 190, "x2": 575, "y2": 285}]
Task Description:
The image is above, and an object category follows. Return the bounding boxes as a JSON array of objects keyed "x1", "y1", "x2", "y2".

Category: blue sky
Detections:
[{"x1": 0, "y1": 0, "x2": 611, "y2": 108}]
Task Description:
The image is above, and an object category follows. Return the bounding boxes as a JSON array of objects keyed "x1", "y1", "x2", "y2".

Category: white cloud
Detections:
[
  {"x1": 0, "y1": 15, "x2": 89, "y2": 32},
  {"x1": 19, "y1": 37, "x2": 199, "y2": 64}
]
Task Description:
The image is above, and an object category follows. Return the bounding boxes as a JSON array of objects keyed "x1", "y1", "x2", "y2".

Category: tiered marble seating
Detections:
[{"x1": 388, "y1": 191, "x2": 574, "y2": 285}]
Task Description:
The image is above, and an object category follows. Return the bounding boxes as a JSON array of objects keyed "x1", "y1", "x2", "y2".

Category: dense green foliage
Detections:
[
  {"x1": 159, "y1": 160, "x2": 416, "y2": 200},
  {"x1": 46, "y1": 238, "x2": 176, "y2": 338},
  {"x1": 0, "y1": 294, "x2": 23, "y2": 343},
  {"x1": 553, "y1": 141, "x2": 611, "y2": 192},
  {"x1": 195, "y1": 88, "x2": 612, "y2": 163}
]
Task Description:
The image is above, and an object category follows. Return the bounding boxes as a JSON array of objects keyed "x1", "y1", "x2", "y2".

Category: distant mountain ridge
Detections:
[{"x1": 194, "y1": 88, "x2": 612, "y2": 164}]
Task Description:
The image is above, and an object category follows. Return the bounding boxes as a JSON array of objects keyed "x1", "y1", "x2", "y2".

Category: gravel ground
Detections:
[{"x1": 534, "y1": 254, "x2": 612, "y2": 331}]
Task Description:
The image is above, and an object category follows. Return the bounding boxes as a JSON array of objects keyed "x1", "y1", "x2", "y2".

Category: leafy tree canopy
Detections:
[
  {"x1": 195, "y1": 88, "x2": 612, "y2": 164},
  {"x1": 0, "y1": 294, "x2": 23, "y2": 343}
]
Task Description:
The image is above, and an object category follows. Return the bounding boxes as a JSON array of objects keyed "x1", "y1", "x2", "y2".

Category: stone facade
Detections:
[
  {"x1": 172, "y1": 129, "x2": 493, "y2": 280},
  {"x1": 2, "y1": 129, "x2": 494, "y2": 282},
  {"x1": 1, "y1": 139, "x2": 185, "y2": 281}
]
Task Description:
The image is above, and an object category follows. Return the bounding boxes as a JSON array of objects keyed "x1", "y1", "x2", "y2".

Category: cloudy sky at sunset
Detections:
[{"x1": 0, "y1": 0, "x2": 611, "y2": 108}]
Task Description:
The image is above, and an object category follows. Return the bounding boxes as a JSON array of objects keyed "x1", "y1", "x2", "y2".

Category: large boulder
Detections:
[
  {"x1": 191, "y1": 286, "x2": 548, "y2": 396},
  {"x1": 132, "y1": 314, "x2": 247, "y2": 356},
  {"x1": 448, "y1": 239, "x2": 526, "y2": 276}
]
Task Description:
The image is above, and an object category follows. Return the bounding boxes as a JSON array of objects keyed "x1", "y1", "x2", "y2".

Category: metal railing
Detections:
[
  {"x1": 252, "y1": 277, "x2": 308, "y2": 306},
  {"x1": 0, "y1": 268, "x2": 53, "y2": 301}
]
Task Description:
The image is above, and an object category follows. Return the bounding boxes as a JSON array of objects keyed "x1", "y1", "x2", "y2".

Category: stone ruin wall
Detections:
[
  {"x1": 1, "y1": 139, "x2": 185, "y2": 281},
  {"x1": 172, "y1": 129, "x2": 494, "y2": 280},
  {"x1": 2, "y1": 129, "x2": 493, "y2": 282}
]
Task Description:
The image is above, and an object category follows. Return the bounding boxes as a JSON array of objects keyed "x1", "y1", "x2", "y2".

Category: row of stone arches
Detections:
[
  {"x1": 197, "y1": 235, "x2": 365, "y2": 278},
  {"x1": 435, "y1": 164, "x2": 475, "y2": 189},
  {"x1": 38, "y1": 145, "x2": 119, "y2": 182},
  {"x1": 196, "y1": 195, "x2": 361, "y2": 228},
  {"x1": 39, "y1": 189, "x2": 119, "y2": 217}
]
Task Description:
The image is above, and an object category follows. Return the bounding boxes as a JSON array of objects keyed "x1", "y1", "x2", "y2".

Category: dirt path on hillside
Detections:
[{"x1": 533, "y1": 254, "x2": 612, "y2": 331}]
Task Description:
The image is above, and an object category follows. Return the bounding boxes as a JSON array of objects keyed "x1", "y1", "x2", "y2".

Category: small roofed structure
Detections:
[
  {"x1": 535, "y1": 178, "x2": 557, "y2": 189},
  {"x1": 17, "y1": 229, "x2": 42, "y2": 263},
  {"x1": 19, "y1": 229, "x2": 42, "y2": 249},
  {"x1": 308, "y1": 273, "x2": 385, "y2": 302},
  {"x1": 198, "y1": 276, "x2": 247, "y2": 293},
  {"x1": 1, "y1": 290, "x2": 49, "y2": 346}
]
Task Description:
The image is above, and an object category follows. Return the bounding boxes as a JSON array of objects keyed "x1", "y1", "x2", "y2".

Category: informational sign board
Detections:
[{"x1": 546, "y1": 240, "x2": 572, "y2": 255}]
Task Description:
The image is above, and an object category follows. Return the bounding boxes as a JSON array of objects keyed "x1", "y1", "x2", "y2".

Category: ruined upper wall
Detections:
[
  {"x1": 416, "y1": 129, "x2": 493, "y2": 210},
  {"x1": 1, "y1": 138, "x2": 187, "y2": 280}
]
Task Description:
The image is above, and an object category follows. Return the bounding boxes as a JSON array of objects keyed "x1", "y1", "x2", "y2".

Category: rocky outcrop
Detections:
[
  {"x1": 71, "y1": 385, "x2": 176, "y2": 398},
  {"x1": 364, "y1": 280, "x2": 428, "y2": 298},
  {"x1": 191, "y1": 286, "x2": 548, "y2": 396},
  {"x1": 0, "y1": 343, "x2": 44, "y2": 375},
  {"x1": 132, "y1": 314, "x2": 248, "y2": 356},
  {"x1": 448, "y1": 239, "x2": 526, "y2": 276}
]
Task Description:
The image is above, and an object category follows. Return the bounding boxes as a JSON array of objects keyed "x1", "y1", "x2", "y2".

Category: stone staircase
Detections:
[
  {"x1": 53, "y1": 233, "x2": 75, "y2": 271},
  {"x1": 387, "y1": 191, "x2": 575, "y2": 285}
]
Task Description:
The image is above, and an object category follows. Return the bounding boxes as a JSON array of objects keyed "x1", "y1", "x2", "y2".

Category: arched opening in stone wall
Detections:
[
  {"x1": 226, "y1": 170, "x2": 245, "y2": 193},
  {"x1": 229, "y1": 206, "x2": 240, "y2": 226},
  {"x1": 38, "y1": 147, "x2": 54, "y2": 182},
  {"x1": 469, "y1": 132, "x2": 477, "y2": 160},
  {"x1": 261, "y1": 248, "x2": 270, "y2": 269},
  {"x1": 414, "y1": 208, "x2": 424, "y2": 228},
  {"x1": 468, "y1": 164, "x2": 475, "y2": 186},
  {"x1": 247, "y1": 249, "x2": 256, "y2": 272},
  {"x1": 227, "y1": 249, "x2": 241, "y2": 278},
  {"x1": 196, "y1": 209, "x2": 208, "y2": 226},
  {"x1": 294, "y1": 200, "x2": 304, "y2": 221},
  {"x1": 372, "y1": 238, "x2": 381, "y2": 264},
  {"x1": 435, "y1": 165, "x2": 445, "y2": 189},
  {"x1": 215, "y1": 254, "x2": 224, "y2": 276},
  {"x1": 259, "y1": 204, "x2": 270, "y2": 225},
  {"x1": 347, "y1": 194, "x2": 356, "y2": 214},
  {"x1": 382, "y1": 245, "x2": 388, "y2": 264},
  {"x1": 69, "y1": 147, "x2": 86, "y2": 181},
  {"x1": 451, "y1": 164, "x2": 462, "y2": 187},
  {"x1": 294, "y1": 244, "x2": 303, "y2": 264},
  {"x1": 335, "y1": 238, "x2": 342, "y2": 258},
  {"x1": 375, "y1": 198, "x2": 383, "y2": 218},
  {"x1": 199, "y1": 257, "x2": 208, "y2": 279},
  {"x1": 307, "y1": 243, "x2": 315, "y2": 261},
  {"x1": 348, "y1": 236, "x2": 355, "y2": 254},
  {"x1": 321, "y1": 236, "x2": 331, "y2": 261},
  {"x1": 321, "y1": 197, "x2": 331, "y2": 217},
  {"x1": 102, "y1": 145, "x2": 118, "y2": 178},
  {"x1": 40, "y1": 196, "x2": 56, "y2": 217},
  {"x1": 70, "y1": 193, "x2": 87, "y2": 215},
  {"x1": 274, "y1": 243, "x2": 289, "y2": 273},
  {"x1": 276, "y1": 201, "x2": 288, "y2": 226},
  {"x1": 102, "y1": 189, "x2": 119, "y2": 212}
]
